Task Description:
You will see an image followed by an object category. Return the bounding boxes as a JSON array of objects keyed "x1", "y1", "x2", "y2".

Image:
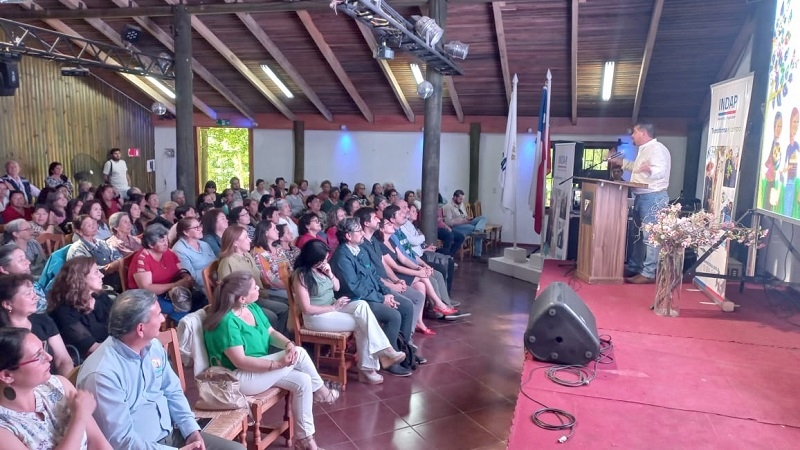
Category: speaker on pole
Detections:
[
  {"x1": 524, "y1": 282, "x2": 600, "y2": 366},
  {"x1": 0, "y1": 55, "x2": 21, "y2": 97}
]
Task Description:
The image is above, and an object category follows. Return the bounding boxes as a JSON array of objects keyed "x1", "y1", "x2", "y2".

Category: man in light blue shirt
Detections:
[{"x1": 77, "y1": 289, "x2": 243, "y2": 450}]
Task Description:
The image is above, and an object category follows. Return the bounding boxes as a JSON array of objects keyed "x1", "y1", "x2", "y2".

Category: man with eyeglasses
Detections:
[{"x1": 330, "y1": 218, "x2": 417, "y2": 377}]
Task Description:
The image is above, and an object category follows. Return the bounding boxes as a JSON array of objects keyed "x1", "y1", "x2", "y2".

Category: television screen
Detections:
[{"x1": 756, "y1": 0, "x2": 800, "y2": 224}]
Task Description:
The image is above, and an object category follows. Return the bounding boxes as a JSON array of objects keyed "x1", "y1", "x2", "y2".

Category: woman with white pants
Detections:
[
  {"x1": 203, "y1": 270, "x2": 338, "y2": 450},
  {"x1": 292, "y1": 239, "x2": 406, "y2": 384}
]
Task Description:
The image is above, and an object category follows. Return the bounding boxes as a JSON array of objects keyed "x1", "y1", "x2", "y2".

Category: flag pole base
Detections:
[{"x1": 503, "y1": 246, "x2": 528, "y2": 263}]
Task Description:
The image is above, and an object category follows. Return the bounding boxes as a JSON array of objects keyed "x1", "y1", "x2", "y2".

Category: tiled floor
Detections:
[{"x1": 263, "y1": 252, "x2": 534, "y2": 449}]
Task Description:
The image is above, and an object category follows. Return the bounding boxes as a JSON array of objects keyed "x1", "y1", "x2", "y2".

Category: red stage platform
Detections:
[{"x1": 508, "y1": 260, "x2": 800, "y2": 449}]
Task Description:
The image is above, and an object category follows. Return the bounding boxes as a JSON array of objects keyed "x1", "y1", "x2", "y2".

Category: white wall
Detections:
[
  {"x1": 252, "y1": 129, "x2": 294, "y2": 188},
  {"x1": 153, "y1": 127, "x2": 177, "y2": 203}
]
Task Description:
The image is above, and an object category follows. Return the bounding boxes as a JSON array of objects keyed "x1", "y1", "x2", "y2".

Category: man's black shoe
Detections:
[
  {"x1": 386, "y1": 364, "x2": 412, "y2": 377},
  {"x1": 416, "y1": 354, "x2": 428, "y2": 364},
  {"x1": 624, "y1": 268, "x2": 638, "y2": 278}
]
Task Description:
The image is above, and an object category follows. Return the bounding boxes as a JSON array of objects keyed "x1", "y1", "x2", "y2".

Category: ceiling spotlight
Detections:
[
  {"x1": 376, "y1": 39, "x2": 394, "y2": 60},
  {"x1": 156, "y1": 52, "x2": 173, "y2": 74},
  {"x1": 602, "y1": 61, "x2": 615, "y2": 101},
  {"x1": 444, "y1": 41, "x2": 469, "y2": 60},
  {"x1": 415, "y1": 16, "x2": 443, "y2": 46},
  {"x1": 340, "y1": 124, "x2": 347, "y2": 131},
  {"x1": 121, "y1": 24, "x2": 143, "y2": 44}
]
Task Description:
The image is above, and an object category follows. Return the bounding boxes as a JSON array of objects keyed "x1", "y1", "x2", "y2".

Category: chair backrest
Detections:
[
  {"x1": 473, "y1": 201, "x2": 483, "y2": 217},
  {"x1": 36, "y1": 232, "x2": 65, "y2": 256},
  {"x1": 66, "y1": 365, "x2": 80, "y2": 386},
  {"x1": 158, "y1": 328, "x2": 187, "y2": 391},
  {"x1": 118, "y1": 253, "x2": 135, "y2": 292},
  {"x1": 202, "y1": 260, "x2": 220, "y2": 307},
  {"x1": 279, "y1": 263, "x2": 303, "y2": 336},
  {"x1": 465, "y1": 203, "x2": 474, "y2": 217}
]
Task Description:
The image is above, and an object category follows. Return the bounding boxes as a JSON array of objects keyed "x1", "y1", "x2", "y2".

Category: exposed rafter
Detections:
[
  {"x1": 161, "y1": 0, "x2": 296, "y2": 121},
  {"x1": 225, "y1": 0, "x2": 333, "y2": 122},
  {"x1": 570, "y1": 0, "x2": 578, "y2": 125},
  {"x1": 106, "y1": 0, "x2": 256, "y2": 122},
  {"x1": 696, "y1": 14, "x2": 756, "y2": 121},
  {"x1": 356, "y1": 23, "x2": 414, "y2": 123},
  {"x1": 56, "y1": 0, "x2": 216, "y2": 120},
  {"x1": 297, "y1": 10, "x2": 373, "y2": 123},
  {"x1": 632, "y1": 0, "x2": 665, "y2": 123},
  {"x1": 15, "y1": 2, "x2": 176, "y2": 114},
  {"x1": 492, "y1": 2, "x2": 511, "y2": 104},
  {"x1": 445, "y1": 77, "x2": 464, "y2": 123}
]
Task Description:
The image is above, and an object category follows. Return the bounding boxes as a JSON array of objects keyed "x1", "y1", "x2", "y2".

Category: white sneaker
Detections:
[{"x1": 359, "y1": 369, "x2": 384, "y2": 384}]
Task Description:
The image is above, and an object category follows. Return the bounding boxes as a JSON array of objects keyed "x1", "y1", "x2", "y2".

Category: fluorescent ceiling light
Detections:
[
  {"x1": 260, "y1": 64, "x2": 294, "y2": 99},
  {"x1": 602, "y1": 61, "x2": 615, "y2": 101},
  {"x1": 146, "y1": 76, "x2": 175, "y2": 99},
  {"x1": 410, "y1": 63, "x2": 424, "y2": 85}
]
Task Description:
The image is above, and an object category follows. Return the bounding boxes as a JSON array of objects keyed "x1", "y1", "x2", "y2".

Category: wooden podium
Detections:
[{"x1": 574, "y1": 177, "x2": 647, "y2": 284}]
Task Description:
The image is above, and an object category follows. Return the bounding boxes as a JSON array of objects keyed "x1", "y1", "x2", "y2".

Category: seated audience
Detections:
[
  {"x1": 229, "y1": 177, "x2": 247, "y2": 202},
  {"x1": 2, "y1": 191, "x2": 32, "y2": 223},
  {"x1": 148, "y1": 201, "x2": 177, "y2": 229},
  {"x1": 274, "y1": 177, "x2": 288, "y2": 198},
  {"x1": 317, "y1": 180, "x2": 331, "y2": 203},
  {"x1": 251, "y1": 221, "x2": 291, "y2": 300},
  {"x1": 0, "y1": 274, "x2": 74, "y2": 376},
  {"x1": 343, "y1": 197, "x2": 360, "y2": 217},
  {"x1": 286, "y1": 183, "x2": 305, "y2": 217},
  {"x1": 443, "y1": 189, "x2": 488, "y2": 260},
  {"x1": 219, "y1": 189, "x2": 235, "y2": 214},
  {"x1": 66, "y1": 215, "x2": 123, "y2": 293},
  {"x1": 44, "y1": 161, "x2": 75, "y2": 197},
  {"x1": 353, "y1": 183, "x2": 369, "y2": 207},
  {"x1": 296, "y1": 213, "x2": 323, "y2": 249},
  {"x1": 172, "y1": 217, "x2": 216, "y2": 293},
  {"x1": 201, "y1": 208, "x2": 228, "y2": 256},
  {"x1": 47, "y1": 257, "x2": 113, "y2": 359},
  {"x1": 3, "y1": 219, "x2": 46, "y2": 279},
  {"x1": 106, "y1": 212, "x2": 142, "y2": 256},
  {"x1": 167, "y1": 204, "x2": 197, "y2": 244},
  {"x1": 96, "y1": 185, "x2": 120, "y2": 218},
  {"x1": 276, "y1": 200, "x2": 299, "y2": 237},
  {"x1": 29, "y1": 204, "x2": 57, "y2": 237},
  {"x1": 121, "y1": 199, "x2": 144, "y2": 235},
  {"x1": 203, "y1": 271, "x2": 337, "y2": 450},
  {"x1": 244, "y1": 198, "x2": 261, "y2": 225},
  {"x1": 80, "y1": 200, "x2": 112, "y2": 240},
  {"x1": 77, "y1": 289, "x2": 244, "y2": 450},
  {"x1": 257, "y1": 194, "x2": 273, "y2": 215},
  {"x1": 216, "y1": 225, "x2": 289, "y2": 335},
  {"x1": 293, "y1": 240, "x2": 405, "y2": 385},
  {"x1": 277, "y1": 224, "x2": 300, "y2": 266},
  {"x1": 199, "y1": 180, "x2": 220, "y2": 207},
  {"x1": 228, "y1": 206, "x2": 254, "y2": 241},
  {"x1": 431, "y1": 204, "x2": 465, "y2": 258},
  {"x1": 0, "y1": 245, "x2": 47, "y2": 312},
  {"x1": 0, "y1": 180, "x2": 8, "y2": 213},
  {"x1": 63, "y1": 198, "x2": 83, "y2": 234},
  {"x1": 325, "y1": 206, "x2": 346, "y2": 254},
  {"x1": 304, "y1": 195, "x2": 326, "y2": 228},
  {"x1": 330, "y1": 218, "x2": 416, "y2": 377},
  {"x1": 298, "y1": 179, "x2": 314, "y2": 198},
  {"x1": 250, "y1": 178, "x2": 269, "y2": 201},
  {"x1": 170, "y1": 189, "x2": 186, "y2": 206},
  {"x1": 128, "y1": 224, "x2": 198, "y2": 322},
  {"x1": 369, "y1": 183, "x2": 384, "y2": 206},
  {"x1": 0, "y1": 327, "x2": 111, "y2": 450},
  {"x1": 262, "y1": 205, "x2": 280, "y2": 224},
  {"x1": 385, "y1": 188, "x2": 399, "y2": 205},
  {"x1": 144, "y1": 192, "x2": 162, "y2": 220},
  {"x1": 2, "y1": 161, "x2": 40, "y2": 205},
  {"x1": 321, "y1": 187, "x2": 342, "y2": 213},
  {"x1": 373, "y1": 195, "x2": 388, "y2": 219}
]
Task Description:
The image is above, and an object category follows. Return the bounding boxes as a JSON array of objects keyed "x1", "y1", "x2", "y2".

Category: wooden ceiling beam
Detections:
[
  {"x1": 297, "y1": 10, "x2": 373, "y2": 123},
  {"x1": 632, "y1": 0, "x2": 665, "y2": 123},
  {"x1": 491, "y1": 2, "x2": 512, "y2": 105},
  {"x1": 21, "y1": 1, "x2": 176, "y2": 114},
  {"x1": 356, "y1": 23, "x2": 414, "y2": 123},
  {"x1": 696, "y1": 14, "x2": 756, "y2": 121},
  {"x1": 445, "y1": 77, "x2": 464, "y2": 123},
  {"x1": 161, "y1": 0, "x2": 296, "y2": 121},
  {"x1": 57, "y1": 0, "x2": 216, "y2": 120},
  {"x1": 105, "y1": 0, "x2": 256, "y2": 122},
  {"x1": 226, "y1": 1, "x2": 333, "y2": 122},
  {"x1": 570, "y1": 0, "x2": 578, "y2": 125}
]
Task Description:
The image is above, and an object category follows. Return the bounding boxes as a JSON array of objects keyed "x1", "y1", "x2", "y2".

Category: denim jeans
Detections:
[
  {"x1": 437, "y1": 227, "x2": 466, "y2": 257},
  {"x1": 452, "y1": 216, "x2": 488, "y2": 256},
  {"x1": 626, "y1": 191, "x2": 669, "y2": 278},
  {"x1": 366, "y1": 296, "x2": 413, "y2": 351}
]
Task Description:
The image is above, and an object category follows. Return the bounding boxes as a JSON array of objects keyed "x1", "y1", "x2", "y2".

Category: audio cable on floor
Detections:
[{"x1": 519, "y1": 335, "x2": 614, "y2": 443}]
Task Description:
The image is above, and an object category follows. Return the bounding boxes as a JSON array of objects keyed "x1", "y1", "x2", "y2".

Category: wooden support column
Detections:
[
  {"x1": 469, "y1": 123, "x2": 481, "y2": 203},
  {"x1": 293, "y1": 121, "x2": 305, "y2": 184},
  {"x1": 174, "y1": 4, "x2": 195, "y2": 203},
  {"x1": 421, "y1": 0, "x2": 446, "y2": 242}
]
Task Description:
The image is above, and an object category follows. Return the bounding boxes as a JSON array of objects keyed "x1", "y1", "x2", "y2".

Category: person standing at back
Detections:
[
  {"x1": 102, "y1": 148, "x2": 131, "y2": 200},
  {"x1": 615, "y1": 122, "x2": 671, "y2": 284}
]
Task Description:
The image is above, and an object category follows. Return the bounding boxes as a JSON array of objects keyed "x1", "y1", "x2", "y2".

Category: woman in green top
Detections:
[{"x1": 203, "y1": 270, "x2": 338, "y2": 450}]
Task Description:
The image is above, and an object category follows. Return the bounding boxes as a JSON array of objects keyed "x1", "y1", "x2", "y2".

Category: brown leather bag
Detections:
[{"x1": 194, "y1": 365, "x2": 247, "y2": 410}]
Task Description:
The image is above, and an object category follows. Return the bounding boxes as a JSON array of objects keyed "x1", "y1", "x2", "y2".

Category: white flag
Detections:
[{"x1": 500, "y1": 74, "x2": 519, "y2": 211}]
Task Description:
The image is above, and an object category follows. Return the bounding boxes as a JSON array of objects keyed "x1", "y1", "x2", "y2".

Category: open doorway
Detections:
[{"x1": 197, "y1": 127, "x2": 251, "y2": 194}]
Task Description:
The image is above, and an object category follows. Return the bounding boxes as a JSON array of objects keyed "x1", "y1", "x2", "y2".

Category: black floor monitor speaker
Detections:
[{"x1": 524, "y1": 282, "x2": 600, "y2": 366}]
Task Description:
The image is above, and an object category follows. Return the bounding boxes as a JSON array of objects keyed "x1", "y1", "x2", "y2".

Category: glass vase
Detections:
[{"x1": 653, "y1": 248, "x2": 684, "y2": 317}]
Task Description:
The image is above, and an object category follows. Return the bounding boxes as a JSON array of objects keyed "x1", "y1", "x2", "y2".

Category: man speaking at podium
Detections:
[{"x1": 613, "y1": 123, "x2": 671, "y2": 284}]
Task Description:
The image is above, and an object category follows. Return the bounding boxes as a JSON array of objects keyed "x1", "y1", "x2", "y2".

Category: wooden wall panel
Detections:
[{"x1": 0, "y1": 57, "x2": 155, "y2": 193}]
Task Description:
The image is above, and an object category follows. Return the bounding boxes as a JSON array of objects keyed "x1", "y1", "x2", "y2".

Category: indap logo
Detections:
[{"x1": 717, "y1": 95, "x2": 738, "y2": 118}]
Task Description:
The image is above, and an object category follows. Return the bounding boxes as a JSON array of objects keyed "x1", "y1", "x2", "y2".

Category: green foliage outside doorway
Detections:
[{"x1": 198, "y1": 127, "x2": 250, "y2": 191}]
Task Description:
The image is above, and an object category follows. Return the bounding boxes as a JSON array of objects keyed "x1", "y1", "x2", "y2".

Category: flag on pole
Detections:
[
  {"x1": 529, "y1": 70, "x2": 552, "y2": 234},
  {"x1": 500, "y1": 74, "x2": 519, "y2": 212}
]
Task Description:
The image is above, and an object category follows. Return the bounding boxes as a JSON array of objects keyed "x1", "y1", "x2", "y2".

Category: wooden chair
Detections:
[
  {"x1": 472, "y1": 200, "x2": 502, "y2": 250},
  {"x1": 158, "y1": 329, "x2": 249, "y2": 446},
  {"x1": 66, "y1": 365, "x2": 80, "y2": 386},
  {"x1": 201, "y1": 260, "x2": 220, "y2": 307},
  {"x1": 36, "y1": 232, "x2": 65, "y2": 256},
  {"x1": 118, "y1": 253, "x2": 135, "y2": 292},
  {"x1": 173, "y1": 313, "x2": 294, "y2": 450},
  {"x1": 279, "y1": 264, "x2": 354, "y2": 391}
]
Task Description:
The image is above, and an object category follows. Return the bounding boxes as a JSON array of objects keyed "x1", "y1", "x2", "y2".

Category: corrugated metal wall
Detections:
[{"x1": 0, "y1": 57, "x2": 154, "y2": 193}]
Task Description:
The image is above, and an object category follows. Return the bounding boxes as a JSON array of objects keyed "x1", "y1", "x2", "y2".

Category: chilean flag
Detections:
[{"x1": 530, "y1": 70, "x2": 552, "y2": 234}]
